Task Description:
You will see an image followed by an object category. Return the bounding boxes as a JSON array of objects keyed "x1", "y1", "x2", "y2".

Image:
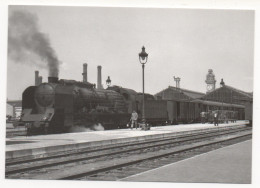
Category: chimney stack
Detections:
[
  {"x1": 82, "y1": 63, "x2": 88, "y2": 83},
  {"x1": 38, "y1": 76, "x2": 42, "y2": 85},
  {"x1": 97, "y1": 65, "x2": 103, "y2": 89},
  {"x1": 35, "y1": 71, "x2": 39, "y2": 86},
  {"x1": 173, "y1": 76, "x2": 181, "y2": 88}
]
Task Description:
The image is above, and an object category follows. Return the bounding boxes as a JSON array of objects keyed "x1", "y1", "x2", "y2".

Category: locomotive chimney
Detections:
[
  {"x1": 35, "y1": 71, "x2": 39, "y2": 86},
  {"x1": 97, "y1": 65, "x2": 103, "y2": 89},
  {"x1": 48, "y1": 76, "x2": 58, "y2": 83},
  {"x1": 82, "y1": 63, "x2": 88, "y2": 83}
]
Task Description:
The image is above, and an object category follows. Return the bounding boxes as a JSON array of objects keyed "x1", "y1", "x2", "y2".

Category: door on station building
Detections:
[{"x1": 176, "y1": 102, "x2": 180, "y2": 120}]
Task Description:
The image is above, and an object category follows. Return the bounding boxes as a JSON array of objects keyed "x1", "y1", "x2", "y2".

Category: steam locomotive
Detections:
[
  {"x1": 19, "y1": 76, "x2": 246, "y2": 135},
  {"x1": 20, "y1": 77, "x2": 130, "y2": 134}
]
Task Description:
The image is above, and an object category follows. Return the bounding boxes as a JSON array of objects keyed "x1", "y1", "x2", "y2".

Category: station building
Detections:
[
  {"x1": 154, "y1": 86, "x2": 206, "y2": 122},
  {"x1": 203, "y1": 69, "x2": 253, "y2": 121},
  {"x1": 202, "y1": 79, "x2": 253, "y2": 121},
  {"x1": 154, "y1": 68, "x2": 253, "y2": 123}
]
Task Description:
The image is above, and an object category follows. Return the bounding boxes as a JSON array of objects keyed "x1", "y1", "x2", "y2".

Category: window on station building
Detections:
[{"x1": 157, "y1": 96, "x2": 162, "y2": 100}]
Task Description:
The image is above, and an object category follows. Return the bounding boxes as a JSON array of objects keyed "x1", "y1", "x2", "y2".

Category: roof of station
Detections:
[
  {"x1": 204, "y1": 85, "x2": 253, "y2": 99},
  {"x1": 155, "y1": 86, "x2": 205, "y2": 100},
  {"x1": 191, "y1": 99, "x2": 245, "y2": 108}
]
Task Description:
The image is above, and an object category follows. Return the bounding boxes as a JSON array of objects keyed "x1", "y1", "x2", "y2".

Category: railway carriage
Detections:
[{"x1": 163, "y1": 99, "x2": 245, "y2": 125}]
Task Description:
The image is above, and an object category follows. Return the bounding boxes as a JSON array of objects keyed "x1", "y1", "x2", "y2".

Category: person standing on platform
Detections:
[
  {"x1": 200, "y1": 112, "x2": 206, "y2": 124},
  {"x1": 130, "y1": 110, "x2": 138, "y2": 129},
  {"x1": 214, "y1": 111, "x2": 219, "y2": 126}
]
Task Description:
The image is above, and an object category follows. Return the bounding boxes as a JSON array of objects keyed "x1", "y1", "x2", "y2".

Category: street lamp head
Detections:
[
  {"x1": 139, "y1": 46, "x2": 148, "y2": 64},
  {"x1": 106, "y1": 76, "x2": 111, "y2": 87}
]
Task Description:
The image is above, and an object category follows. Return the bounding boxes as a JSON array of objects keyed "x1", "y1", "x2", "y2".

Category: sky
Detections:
[
  {"x1": 7, "y1": 6, "x2": 254, "y2": 100},
  {"x1": 1, "y1": 1, "x2": 260, "y2": 188}
]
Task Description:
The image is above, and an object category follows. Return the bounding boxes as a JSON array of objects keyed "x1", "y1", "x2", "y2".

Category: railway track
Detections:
[
  {"x1": 5, "y1": 125, "x2": 247, "y2": 164},
  {"x1": 6, "y1": 127, "x2": 27, "y2": 138},
  {"x1": 6, "y1": 126, "x2": 252, "y2": 180}
]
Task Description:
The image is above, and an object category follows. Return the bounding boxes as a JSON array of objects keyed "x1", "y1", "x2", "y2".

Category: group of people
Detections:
[
  {"x1": 200, "y1": 111, "x2": 219, "y2": 126},
  {"x1": 131, "y1": 110, "x2": 221, "y2": 129},
  {"x1": 129, "y1": 110, "x2": 150, "y2": 130}
]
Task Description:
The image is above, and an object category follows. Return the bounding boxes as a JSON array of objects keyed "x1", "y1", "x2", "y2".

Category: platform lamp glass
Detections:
[
  {"x1": 139, "y1": 46, "x2": 148, "y2": 128},
  {"x1": 106, "y1": 76, "x2": 111, "y2": 87}
]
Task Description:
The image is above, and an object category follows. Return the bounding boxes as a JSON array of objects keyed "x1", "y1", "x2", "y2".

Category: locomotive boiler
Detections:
[{"x1": 20, "y1": 76, "x2": 129, "y2": 134}]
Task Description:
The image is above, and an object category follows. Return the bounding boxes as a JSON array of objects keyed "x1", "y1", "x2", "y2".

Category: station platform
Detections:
[
  {"x1": 120, "y1": 140, "x2": 252, "y2": 184},
  {"x1": 6, "y1": 123, "x2": 26, "y2": 138},
  {"x1": 6, "y1": 121, "x2": 249, "y2": 161}
]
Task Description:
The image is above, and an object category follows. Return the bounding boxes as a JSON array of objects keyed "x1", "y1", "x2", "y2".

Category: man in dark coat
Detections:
[
  {"x1": 130, "y1": 111, "x2": 138, "y2": 129},
  {"x1": 214, "y1": 111, "x2": 219, "y2": 126}
]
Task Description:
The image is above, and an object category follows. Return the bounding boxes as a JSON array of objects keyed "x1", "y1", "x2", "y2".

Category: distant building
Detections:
[
  {"x1": 154, "y1": 86, "x2": 205, "y2": 122},
  {"x1": 6, "y1": 100, "x2": 22, "y2": 118},
  {"x1": 6, "y1": 103, "x2": 13, "y2": 117},
  {"x1": 202, "y1": 82, "x2": 253, "y2": 121},
  {"x1": 205, "y1": 69, "x2": 216, "y2": 93},
  {"x1": 154, "y1": 83, "x2": 252, "y2": 123}
]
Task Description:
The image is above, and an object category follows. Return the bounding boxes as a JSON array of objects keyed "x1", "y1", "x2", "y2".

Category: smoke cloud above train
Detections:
[{"x1": 8, "y1": 10, "x2": 61, "y2": 77}]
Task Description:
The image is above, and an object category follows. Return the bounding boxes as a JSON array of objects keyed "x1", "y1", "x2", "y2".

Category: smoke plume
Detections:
[
  {"x1": 69, "y1": 123, "x2": 105, "y2": 133},
  {"x1": 8, "y1": 10, "x2": 61, "y2": 77},
  {"x1": 92, "y1": 123, "x2": 105, "y2": 131}
]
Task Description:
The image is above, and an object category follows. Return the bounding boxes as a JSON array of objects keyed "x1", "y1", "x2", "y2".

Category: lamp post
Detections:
[
  {"x1": 139, "y1": 46, "x2": 148, "y2": 128},
  {"x1": 106, "y1": 76, "x2": 111, "y2": 87},
  {"x1": 220, "y1": 79, "x2": 225, "y2": 110}
]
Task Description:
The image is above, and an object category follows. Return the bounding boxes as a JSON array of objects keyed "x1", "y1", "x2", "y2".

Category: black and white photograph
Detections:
[{"x1": 1, "y1": 0, "x2": 259, "y2": 187}]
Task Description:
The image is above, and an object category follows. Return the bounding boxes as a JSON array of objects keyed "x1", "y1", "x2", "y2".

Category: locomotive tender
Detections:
[{"x1": 19, "y1": 76, "x2": 246, "y2": 135}]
